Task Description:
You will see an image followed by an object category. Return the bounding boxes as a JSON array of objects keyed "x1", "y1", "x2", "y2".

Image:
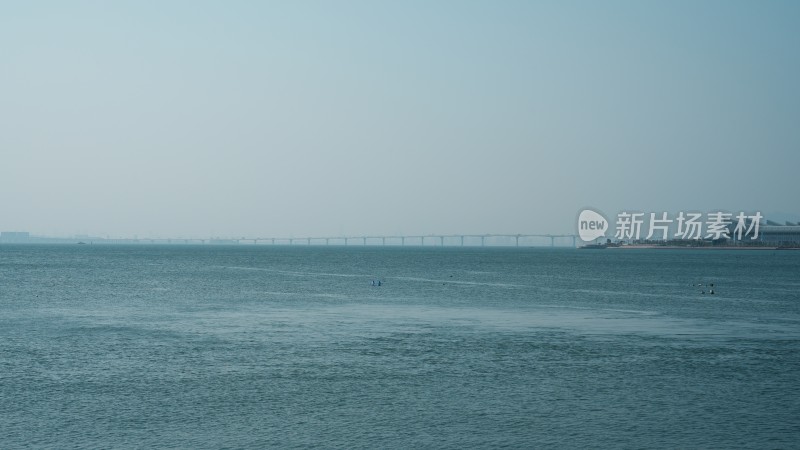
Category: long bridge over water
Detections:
[{"x1": 83, "y1": 234, "x2": 579, "y2": 247}]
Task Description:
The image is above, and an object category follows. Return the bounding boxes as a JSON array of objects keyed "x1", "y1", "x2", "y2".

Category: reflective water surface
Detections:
[{"x1": 1, "y1": 246, "x2": 798, "y2": 448}]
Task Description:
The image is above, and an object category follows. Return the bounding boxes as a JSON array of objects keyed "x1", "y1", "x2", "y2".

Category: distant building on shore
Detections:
[{"x1": 758, "y1": 224, "x2": 800, "y2": 245}]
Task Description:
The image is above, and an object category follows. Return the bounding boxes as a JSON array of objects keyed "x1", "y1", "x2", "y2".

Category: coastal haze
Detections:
[
  {"x1": 2, "y1": 2, "x2": 800, "y2": 449},
  {"x1": 2, "y1": 1, "x2": 798, "y2": 238}
]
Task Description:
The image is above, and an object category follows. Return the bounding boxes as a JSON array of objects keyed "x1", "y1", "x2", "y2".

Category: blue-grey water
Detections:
[{"x1": 1, "y1": 245, "x2": 799, "y2": 448}]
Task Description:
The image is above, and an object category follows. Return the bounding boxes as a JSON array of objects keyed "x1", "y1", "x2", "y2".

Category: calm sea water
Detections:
[{"x1": 1, "y1": 245, "x2": 798, "y2": 448}]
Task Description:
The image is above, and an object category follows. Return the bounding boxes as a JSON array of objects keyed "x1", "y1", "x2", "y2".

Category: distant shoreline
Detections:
[{"x1": 605, "y1": 245, "x2": 799, "y2": 250}]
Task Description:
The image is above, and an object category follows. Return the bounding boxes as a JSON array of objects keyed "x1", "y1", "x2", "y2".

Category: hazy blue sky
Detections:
[{"x1": 1, "y1": 1, "x2": 798, "y2": 238}]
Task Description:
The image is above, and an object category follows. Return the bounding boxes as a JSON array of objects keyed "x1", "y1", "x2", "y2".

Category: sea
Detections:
[{"x1": 1, "y1": 245, "x2": 798, "y2": 449}]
